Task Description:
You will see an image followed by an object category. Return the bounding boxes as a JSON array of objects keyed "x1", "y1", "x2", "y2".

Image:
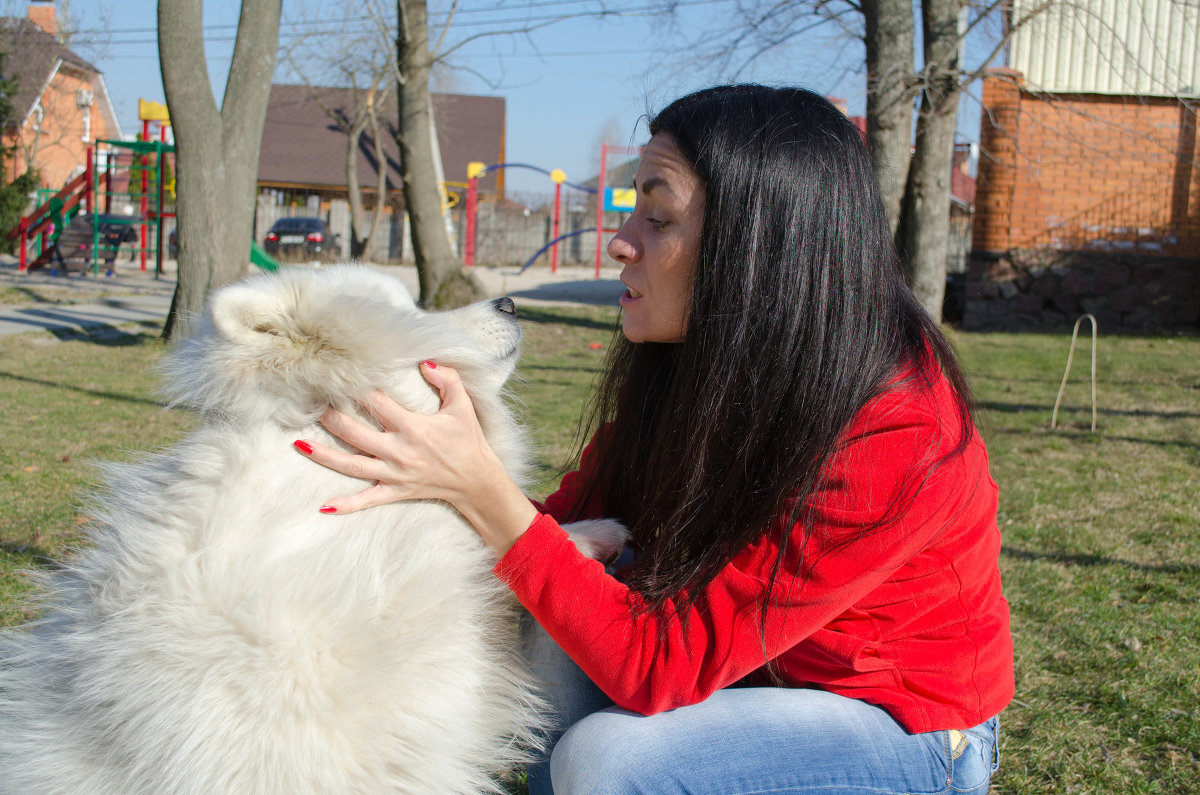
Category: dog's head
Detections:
[{"x1": 162, "y1": 266, "x2": 523, "y2": 437}]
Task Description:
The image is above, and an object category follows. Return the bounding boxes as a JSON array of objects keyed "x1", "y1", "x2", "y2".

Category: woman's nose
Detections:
[{"x1": 607, "y1": 222, "x2": 639, "y2": 263}]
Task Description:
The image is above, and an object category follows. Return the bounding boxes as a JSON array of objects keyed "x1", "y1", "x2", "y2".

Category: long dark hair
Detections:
[{"x1": 572, "y1": 85, "x2": 974, "y2": 622}]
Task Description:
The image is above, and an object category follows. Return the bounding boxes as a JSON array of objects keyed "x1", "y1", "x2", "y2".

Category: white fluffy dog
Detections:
[{"x1": 0, "y1": 266, "x2": 624, "y2": 794}]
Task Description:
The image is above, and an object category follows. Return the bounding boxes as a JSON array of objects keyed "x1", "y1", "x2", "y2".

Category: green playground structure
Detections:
[
  {"x1": 6, "y1": 136, "x2": 281, "y2": 276},
  {"x1": 6, "y1": 139, "x2": 175, "y2": 276},
  {"x1": 250, "y1": 240, "x2": 280, "y2": 272}
]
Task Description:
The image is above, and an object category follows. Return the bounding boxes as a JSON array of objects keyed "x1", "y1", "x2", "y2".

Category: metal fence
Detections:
[
  {"x1": 252, "y1": 192, "x2": 976, "y2": 275},
  {"x1": 253, "y1": 192, "x2": 620, "y2": 270}
]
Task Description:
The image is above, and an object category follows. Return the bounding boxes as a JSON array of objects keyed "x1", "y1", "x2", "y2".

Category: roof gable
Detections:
[{"x1": 0, "y1": 17, "x2": 100, "y2": 122}]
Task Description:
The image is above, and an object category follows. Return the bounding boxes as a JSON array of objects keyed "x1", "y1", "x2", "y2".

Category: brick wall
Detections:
[
  {"x1": 9, "y1": 67, "x2": 116, "y2": 190},
  {"x1": 968, "y1": 69, "x2": 1200, "y2": 331}
]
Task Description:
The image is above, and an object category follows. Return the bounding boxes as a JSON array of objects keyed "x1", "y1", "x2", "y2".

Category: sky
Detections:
[{"x1": 48, "y1": 0, "x2": 999, "y2": 194}]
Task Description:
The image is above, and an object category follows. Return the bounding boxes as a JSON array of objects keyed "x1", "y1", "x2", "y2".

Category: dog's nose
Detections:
[{"x1": 493, "y1": 297, "x2": 516, "y2": 316}]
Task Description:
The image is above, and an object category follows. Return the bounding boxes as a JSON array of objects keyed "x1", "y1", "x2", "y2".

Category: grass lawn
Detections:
[{"x1": 1, "y1": 307, "x2": 1196, "y2": 792}]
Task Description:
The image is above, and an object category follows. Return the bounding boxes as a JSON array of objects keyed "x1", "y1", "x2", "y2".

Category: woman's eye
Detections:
[{"x1": 646, "y1": 217, "x2": 667, "y2": 230}]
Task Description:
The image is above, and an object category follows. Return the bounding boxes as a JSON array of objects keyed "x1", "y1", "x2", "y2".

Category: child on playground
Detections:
[{"x1": 298, "y1": 84, "x2": 1015, "y2": 794}]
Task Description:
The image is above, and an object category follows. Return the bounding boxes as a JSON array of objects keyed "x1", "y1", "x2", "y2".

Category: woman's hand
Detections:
[{"x1": 294, "y1": 362, "x2": 537, "y2": 556}]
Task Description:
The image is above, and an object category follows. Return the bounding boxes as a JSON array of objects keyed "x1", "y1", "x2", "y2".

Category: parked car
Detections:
[{"x1": 262, "y1": 217, "x2": 342, "y2": 262}]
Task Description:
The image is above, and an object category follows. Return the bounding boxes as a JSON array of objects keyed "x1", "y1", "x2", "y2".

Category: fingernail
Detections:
[
  {"x1": 293, "y1": 440, "x2": 314, "y2": 455},
  {"x1": 319, "y1": 505, "x2": 338, "y2": 514},
  {"x1": 420, "y1": 360, "x2": 437, "y2": 369}
]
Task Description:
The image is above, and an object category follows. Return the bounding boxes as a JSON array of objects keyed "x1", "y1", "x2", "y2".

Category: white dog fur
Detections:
[{"x1": 0, "y1": 265, "x2": 626, "y2": 794}]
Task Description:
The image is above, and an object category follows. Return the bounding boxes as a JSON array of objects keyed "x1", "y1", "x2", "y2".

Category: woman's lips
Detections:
[{"x1": 618, "y1": 285, "x2": 642, "y2": 306}]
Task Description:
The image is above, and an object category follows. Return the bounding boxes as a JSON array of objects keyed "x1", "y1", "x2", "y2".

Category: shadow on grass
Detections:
[
  {"x1": 50, "y1": 324, "x2": 163, "y2": 345},
  {"x1": 0, "y1": 369, "x2": 166, "y2": 408},
  {"x1": 518, "y1": 306, "x2": 618, "y2": 332},
  {"x1": 2, "y1": 286, "x2": 64, "y2": 305},
  {"x1": 985, "y1": 425, "x2": 1199, "y2": 452},
  {"x1": 0, "y1": 541, "x2": 62, "y2": 569},
  {"x1": 978, "y1": 401, "x2": 1200, "y2": 421},
  {"x1": 521, "y1": 362, "x2": 606, "y2": 376},
  {"x1": 1002, "y1": 545, "x2": 1200, "y2": 576}
]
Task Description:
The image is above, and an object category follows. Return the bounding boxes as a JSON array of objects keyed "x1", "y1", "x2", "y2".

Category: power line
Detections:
[{"x1": 67, "y1": 0, "x2": 730, "y2": 46}]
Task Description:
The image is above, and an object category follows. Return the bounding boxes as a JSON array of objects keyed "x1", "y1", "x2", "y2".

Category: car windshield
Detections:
[{"x1": 270, "y1": 218, "x2": 321, "y2": 232}]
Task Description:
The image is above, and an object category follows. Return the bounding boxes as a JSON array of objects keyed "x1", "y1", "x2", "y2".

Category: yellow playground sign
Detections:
[{"x1": 139, "y1": 99, "x2": 170, "y2": 123}]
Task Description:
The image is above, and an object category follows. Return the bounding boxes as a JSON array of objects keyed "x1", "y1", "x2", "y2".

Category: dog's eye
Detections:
[{"x1": 252, "y1": 324, "x2": 283, "y2": 337}]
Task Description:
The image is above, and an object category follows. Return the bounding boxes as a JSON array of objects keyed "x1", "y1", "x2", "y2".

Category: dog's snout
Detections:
[{"x1": 493, "y1": 297, "x2": 517, "y2": 316}]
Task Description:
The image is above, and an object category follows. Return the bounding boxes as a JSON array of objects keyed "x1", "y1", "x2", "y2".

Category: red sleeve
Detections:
[{"x1": 495, "y1": 384, "x2": 979, "y2": 716}]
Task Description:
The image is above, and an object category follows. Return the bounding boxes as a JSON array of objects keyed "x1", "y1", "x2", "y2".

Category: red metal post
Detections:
[
  {"x1": 17, "y1": 216, "x2": 27, "y2": 271},
  {"x1": 140, "y1": 120, "x2": 150, "y2": 271},
  {"x1": 104, "y1": 151, "x2": 113, "y2": 214},
  {"x1": 551, "y1": 181, "x2": 562, "y2": 274},
  {"x1": 84, "y1": 146, "x2": 94, "y2": 214},
  {"x1": 464, "y1": 175, "x2": 478, "y2": 266},
  {"x1": 594, "y1": 143, "x2": 607, "y2": 279}
]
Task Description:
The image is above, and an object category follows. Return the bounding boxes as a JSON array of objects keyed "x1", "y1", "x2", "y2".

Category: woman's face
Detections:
[{"x1": 607, "y1": 133, "x2": 705, "y2": 344}]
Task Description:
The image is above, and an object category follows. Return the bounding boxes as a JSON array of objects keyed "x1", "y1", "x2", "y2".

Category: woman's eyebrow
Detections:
[{"x1": 635, "y1": 175, "x2": 670, "y2": 196}]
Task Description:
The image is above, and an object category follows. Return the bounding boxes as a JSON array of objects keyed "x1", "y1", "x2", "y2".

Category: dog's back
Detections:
[{"x1": 0, "y1": 268, "x2": 546, "y2": 794}]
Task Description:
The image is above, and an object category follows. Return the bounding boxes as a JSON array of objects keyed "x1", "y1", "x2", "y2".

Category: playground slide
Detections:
[{"x1": 250, "y1": 240, "x2": 281, "y2": 272}]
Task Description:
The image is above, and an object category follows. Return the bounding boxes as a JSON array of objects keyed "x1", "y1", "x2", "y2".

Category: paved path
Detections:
[{"x1": 0, "y1": 258, "x2": 625, "y2": 337}]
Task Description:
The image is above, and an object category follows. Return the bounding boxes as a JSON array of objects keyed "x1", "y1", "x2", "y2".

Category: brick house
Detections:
[
  {"x1": 967, "y1": 0, "x2": 1199, "y2": 331},
  {"x1": 0, "y1": 1, "x2": 121, "y2": 189}
]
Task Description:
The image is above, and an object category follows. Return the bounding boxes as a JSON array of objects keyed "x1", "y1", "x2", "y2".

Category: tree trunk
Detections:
[
  {"x1": 396, "y1": 0, "x2": 481, "y2": 307},
  {"x1": 158, "y1": 0, "x2": 281, "y2": 340},
  {"x1": 345, "y1": 109, "x2": 368, "y2": 259},
  {"x1": 899, "y1": 0, "x2": 964, "y2": 322},
  {"x1": 364, "y1": 105, "x2": 388, "y2": 257},
  {"x1": 346, "y1": 96, "x2": 388, "y2": 260},
  {"x1": 862, "y1": 0, "x2": 916, "y2": 239}
]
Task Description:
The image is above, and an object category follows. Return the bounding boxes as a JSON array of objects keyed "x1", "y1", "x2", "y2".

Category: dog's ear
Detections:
[{"x1": 208, "y1": 282, "x2": 293, "y2": 345}]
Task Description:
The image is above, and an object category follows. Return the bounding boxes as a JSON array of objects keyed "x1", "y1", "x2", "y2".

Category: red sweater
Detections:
[{"x1": 494, "y1": 368, "x2": 1014, "y2": 733}]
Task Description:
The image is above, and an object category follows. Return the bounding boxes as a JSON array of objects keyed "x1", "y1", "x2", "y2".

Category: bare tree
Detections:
[
  {"x1": 862, "y1": 0, "x2": 916, "y2": 237},
  {"x1": 342, "y1": 80, "x2": 391, "y2": 260},
  {"x1": 283, "y1": 2, "x2": 393, "y2": 261},
  {"x1": 896, "y1": 0, "x2": 965, "y2": 317},
  {"x1": 376, "y1": 0, "x2": 612, "y2": 306},
  {"x1": 897, "y1": 1, "x2": 1050, "y2": 318},
  {"x1": 395, "y1": 0, "x2": 467, "y2": 306},
  {"x1": 683, "y1": 0, "x2": 1050, "y2": 321},
  {"x1": 158, "y1": 0, "x2": 282, "y2": 340}
]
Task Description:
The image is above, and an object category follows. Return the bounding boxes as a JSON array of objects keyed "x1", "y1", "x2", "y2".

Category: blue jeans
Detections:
[{"x1": 523, "y1": 620, "x2": 1000, "y2": 795}]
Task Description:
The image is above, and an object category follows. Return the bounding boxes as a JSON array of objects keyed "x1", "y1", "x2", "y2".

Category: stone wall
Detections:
[{"x1": 965, "y1": 249, "x2": 1200, "y2": 332}]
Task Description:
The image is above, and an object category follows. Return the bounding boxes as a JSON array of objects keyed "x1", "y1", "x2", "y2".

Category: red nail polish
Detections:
[
  {"x1": 319, "y1": 505, "x2": 337, "y2": 514},
  {"x1": 293, "y1": 440, "x2": 314, "y2": 455},
  {"x1": 420, "y1": 360, "x2": 437, "y2": 369}
]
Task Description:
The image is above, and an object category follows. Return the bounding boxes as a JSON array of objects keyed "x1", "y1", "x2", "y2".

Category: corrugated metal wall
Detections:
[{"x1": 1010, "y1": 0, "x2": 1200, "y2": 96}]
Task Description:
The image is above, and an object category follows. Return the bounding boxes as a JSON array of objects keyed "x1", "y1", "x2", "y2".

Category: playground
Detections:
[
  {"x1": 7, "y1": 134, "x2": 174, "y2": 277},
  {"x1": 4, "y1": 101, "x2": 282, "y2": 280},
  {"x1": 458, "y1": 143, "x2": 642, "y2": 276}
]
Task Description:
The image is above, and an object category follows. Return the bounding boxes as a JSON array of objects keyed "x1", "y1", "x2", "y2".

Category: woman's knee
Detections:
[{"x1": 549, "y1": 710, "x2": 666, "y2": 795}]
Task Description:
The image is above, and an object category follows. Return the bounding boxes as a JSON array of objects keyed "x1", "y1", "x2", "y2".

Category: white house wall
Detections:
[{"x1": 1010, "y1": 0, "x2": 1200, "y2": 96}]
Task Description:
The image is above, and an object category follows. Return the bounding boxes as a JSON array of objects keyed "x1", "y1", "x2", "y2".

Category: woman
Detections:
[{"x1": 296, "y1": 85, "x2": 1014, "y2": 794}]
